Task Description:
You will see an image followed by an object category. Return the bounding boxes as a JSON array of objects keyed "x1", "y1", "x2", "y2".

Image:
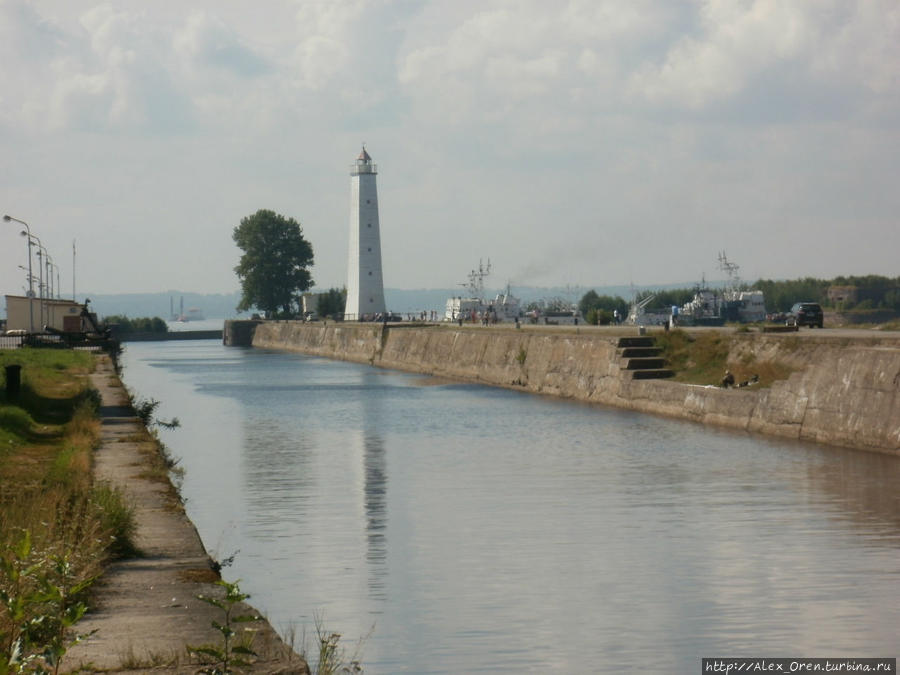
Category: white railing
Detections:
[{"x1": 349, "y1": 163, "x2": 377, "y2": 175}]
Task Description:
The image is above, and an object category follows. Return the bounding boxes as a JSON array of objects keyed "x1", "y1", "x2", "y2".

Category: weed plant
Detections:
[
  {"x1": 0, "y1": 349, "x2": 135, "y2": 672},
  {"x1": 307, "y1": 614, "x2": 369, "y2": 675},
  {"x1": 131, "y1": 396, "x2": 180, "y2": 431},
  {"x1": 126, "y1": 396, "x2": 184, "y2": 500},
  {"x1": 188, "y1": 579, "x2": 261, "y2": 674}
]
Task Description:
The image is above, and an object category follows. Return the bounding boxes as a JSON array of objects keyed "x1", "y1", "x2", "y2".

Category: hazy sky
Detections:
[{"x1": 1, "y1": 0, "x2": 898, "y2": 297}]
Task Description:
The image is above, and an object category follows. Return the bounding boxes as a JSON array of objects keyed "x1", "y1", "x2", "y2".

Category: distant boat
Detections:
[
  {"x1": 171, "y1": 296, "x2": 205, "y2": 322},
  {"x1": 444, "y1": 259, "x2": 523, "y2": 323},
  {"x1": 627, "y1": 252, "x2": 766, "y2": 327},
  {"x1": 175, "y1": 307, "x2": 205, "y2": 322}
]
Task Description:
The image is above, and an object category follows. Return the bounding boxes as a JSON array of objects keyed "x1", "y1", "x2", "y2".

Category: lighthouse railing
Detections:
[{"x1": 349, "y1": 163, "x2": 377, "y2": 174}]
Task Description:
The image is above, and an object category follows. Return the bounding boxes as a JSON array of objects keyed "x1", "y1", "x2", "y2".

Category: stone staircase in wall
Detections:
[{"x1": 617, "y1": 336, "x2": 675, "y2": 380}]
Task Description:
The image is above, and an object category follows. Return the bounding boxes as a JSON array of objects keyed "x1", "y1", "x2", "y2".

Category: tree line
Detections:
[
  {"x1": 753, "y1": 275, "x2": 900, "y2": 312},
  {"x1": 578, "y1": 274, "x2": 900, "y2": 324},
  {"x1": 103, "y1": 315, "x2": 169, "y2": 333}
]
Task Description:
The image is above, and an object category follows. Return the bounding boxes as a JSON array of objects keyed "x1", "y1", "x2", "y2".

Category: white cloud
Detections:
[
  {"x1": 393, "y1": 1, "x2": 677, "y2": 145},
  {"x1": 286, "y1": 0, "x2": 371, "y2": 90},
  {"x1": 1, "y1": 1, "x2": 898, "y2": 297},
  {"x1": 627, "y1": 0, "x2": 814, "y2": 109},
  {"x1": 0, "y1": 3, "x2": 194, "y2": 132},
  {"x1": 627, "y1": 0, "x2": 900, "y2": 113},
  {"x1": 397, "y1": 5, "x2": 564, "y2": 98},
  {"x1": 174, "y1": 11, "x2": 269, "y2": 78},
  {"x1": 811, "y1": 1, "x2": 900, "y2": 97}
]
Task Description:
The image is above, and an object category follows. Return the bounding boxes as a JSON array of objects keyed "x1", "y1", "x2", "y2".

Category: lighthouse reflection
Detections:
[
  {"x1": 362, "y1": 429, "x2": 387, "y2": 597},
  {"x1": 237, "y1": 366, "x2": 391, "y2": 603},
  {"x1": 359, "y1": 371, "x2": 388, "y2": 602}
]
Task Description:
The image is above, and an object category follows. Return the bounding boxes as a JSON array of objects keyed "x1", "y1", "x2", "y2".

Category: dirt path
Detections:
[{"x1": 64, "y1": 356, "x2": 308, "y2": 673}]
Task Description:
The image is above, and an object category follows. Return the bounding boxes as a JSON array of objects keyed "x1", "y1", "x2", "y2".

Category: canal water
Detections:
[{"x1": 120, "y1": 340, "x2": 900, "y2": 673}]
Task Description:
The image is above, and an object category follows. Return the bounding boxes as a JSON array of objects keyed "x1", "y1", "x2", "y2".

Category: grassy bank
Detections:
[
  {"x1": 656, "y1": 329, "x2": 796, "y2": 387},
  {"x1": 0, "y1": 349, "x2": 135, "y2": 671}
]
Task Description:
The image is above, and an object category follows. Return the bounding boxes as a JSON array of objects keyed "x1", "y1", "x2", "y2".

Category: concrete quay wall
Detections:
[{"x1": 245, "y1": 321, "x2": 900, "y2": 456}]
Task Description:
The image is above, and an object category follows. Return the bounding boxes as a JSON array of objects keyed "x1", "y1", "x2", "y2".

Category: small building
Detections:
[
  {"x1": 828, "y1": 286, "x2": 858, "y2": 305},
  {"x1": 4, "y1": 295, "x2": 89, "y2": 333}
]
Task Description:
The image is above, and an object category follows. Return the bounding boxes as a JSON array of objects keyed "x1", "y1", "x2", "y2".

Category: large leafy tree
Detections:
[
  {"x1": 578, "y1": 290, "x2": 629, "y2": 323},
  {"x1": 233, "y1": 209, "x2": 314, "y2": 317}
]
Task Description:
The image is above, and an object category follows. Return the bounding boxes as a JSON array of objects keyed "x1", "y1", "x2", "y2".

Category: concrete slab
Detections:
[{"x1": 63, "y1": 356, "x2": 308, "y2": 674}]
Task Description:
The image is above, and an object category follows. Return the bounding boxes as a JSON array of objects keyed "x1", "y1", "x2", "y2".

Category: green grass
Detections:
[
  {"x1": 0, "y1": 348, "x2": 94, "y2": 390},
  {"x1": 1, "y1": 348, "x2": 137, "y2": 670},
  {"x1": 655, "y1": 330, "x2": 729, "y2": 384},
  {"x1": 656, "y1": 329, "x2": 796, "y2": 387},
  {"x1": 1, "y1": 348, "x2": 98, "y2": 429},
  {"x1": 91, "y1": 481, "x2": 138, "y2": 558},
  {"x1": 0, "y1": 407, "x2": 33, "y2": 453}
]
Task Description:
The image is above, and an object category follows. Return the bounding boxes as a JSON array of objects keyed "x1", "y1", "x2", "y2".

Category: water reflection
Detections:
[
  {"x1": 800, "y1": 444, "x2": 900, "y2": 538},
  {"x1": 119, "y1": 341, "x2": 900, "y2": 673},
  {"x1": 234, "y1": 362, "x2": 390, "y2": 605},
  {"x1": 242, "y1": 420, "x2": 316, "y2": 532},
  {"x1": 361, "y1": 371, "x2": 388, "y2": 601}
]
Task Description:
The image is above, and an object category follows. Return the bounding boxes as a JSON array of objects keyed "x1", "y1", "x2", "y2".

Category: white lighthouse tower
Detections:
[{"x1": 345, "y1": 146, "x2": 386, "y2": 320}]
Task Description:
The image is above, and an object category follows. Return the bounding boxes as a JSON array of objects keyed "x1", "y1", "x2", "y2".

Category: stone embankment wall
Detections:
[{"x1": 241, "y1": 321, "x2": 900, "y2": 455}]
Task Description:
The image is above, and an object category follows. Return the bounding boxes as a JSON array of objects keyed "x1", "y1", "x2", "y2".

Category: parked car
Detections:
[{"x1": 787, "y1": 302, "x2": 824, "y2": 328}]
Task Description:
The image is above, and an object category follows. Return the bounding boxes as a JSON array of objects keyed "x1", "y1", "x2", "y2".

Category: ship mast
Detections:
[
  {"x1": 718, "y1": 251, "x2": 742, "y2": 293},
  {"x1": 460, "y1": 259, "x2": 491, "y2": 299}
]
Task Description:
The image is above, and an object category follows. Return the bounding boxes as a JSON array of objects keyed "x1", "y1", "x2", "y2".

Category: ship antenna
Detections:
[{"x1": 718, "y1": 251, "x2": 741, "y2": 292}]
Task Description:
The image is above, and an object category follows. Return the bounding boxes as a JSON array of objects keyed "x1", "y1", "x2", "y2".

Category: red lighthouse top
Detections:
[{"x1": 352, "y1": 145, "x2": 376, "y2": 174}]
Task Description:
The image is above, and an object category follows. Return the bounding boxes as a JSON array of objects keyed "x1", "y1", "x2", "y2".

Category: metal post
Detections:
[
  {"x1": 35, "y1": 243, "x2": 45, "y2": 330},
  {"x1": 4, "y1": 215, "x2": 35, "y2": 333},
  {"x1": 45, "y1": 253, "x2": 53, "y2": 301}
]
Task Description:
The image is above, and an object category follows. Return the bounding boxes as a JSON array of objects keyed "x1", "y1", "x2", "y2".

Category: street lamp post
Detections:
[
  {"x1": 33, "y1": 239, "x2": 46, "y2": 330},
  {"x1": 4, "y1": 214, "x2": 35, "y2": 332},
  {"x1": 43, "y1": 252, "x2": 56, "y2": 326},
  {"x1": 44, "y1": 251, "x2": 54, "y2": 300}
]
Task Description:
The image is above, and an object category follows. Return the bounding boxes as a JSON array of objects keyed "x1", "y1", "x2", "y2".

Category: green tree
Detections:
[
  {"x1": 586, "y1": 308, "x2": 614, "y2": 325},
  {"x1": 751, "y1": 278, "x2": 828, "y2": 312},
  {"x1": 103, "y1": 315, "x2": 169, "y2": 334},
  {"x1": 578, "y1": 291, "x2": 628, "y2": 324},
  {"x1": 317, "y1": 288, "x2": 346, "y2": 319},
  {"x1": 233, "y1": 210, "x2": 314, "y2": 318}
]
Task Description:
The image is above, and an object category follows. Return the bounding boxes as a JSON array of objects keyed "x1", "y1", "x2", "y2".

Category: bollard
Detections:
[{"x1": 5, "y1": 364, "x2": 22, "y2": 398}]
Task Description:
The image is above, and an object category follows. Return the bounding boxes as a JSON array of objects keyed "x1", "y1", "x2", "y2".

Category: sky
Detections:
[{"x1": 1, "y1": 0, "x2": 898, "y2": 299}]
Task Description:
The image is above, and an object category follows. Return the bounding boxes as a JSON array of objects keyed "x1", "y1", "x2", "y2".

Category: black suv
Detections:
[{"x1": 788, "y1": 302, "x2": 824, "y2": 328}]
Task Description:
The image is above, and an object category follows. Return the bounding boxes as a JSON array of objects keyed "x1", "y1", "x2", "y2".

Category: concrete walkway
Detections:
[{"x1": 64, "y1": 356, "x2": 308, "y2": 673}]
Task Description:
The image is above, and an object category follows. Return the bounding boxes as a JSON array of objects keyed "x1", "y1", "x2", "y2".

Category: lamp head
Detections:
[{"x1": 3, "y1": 215, "x2": 11, "y2": 222}]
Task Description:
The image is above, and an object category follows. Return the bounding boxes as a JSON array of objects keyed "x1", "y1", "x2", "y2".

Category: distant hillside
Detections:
[{"x1": 86, "y1": 292, "x2": 245, "y2": 320}]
